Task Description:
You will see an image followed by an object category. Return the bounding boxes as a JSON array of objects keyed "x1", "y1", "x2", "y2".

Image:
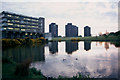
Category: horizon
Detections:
[{"x1": 1, "y1": 2, "x2": 118, "y2": 36}]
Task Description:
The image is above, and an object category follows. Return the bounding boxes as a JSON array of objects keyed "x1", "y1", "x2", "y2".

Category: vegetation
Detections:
[
  {"x1": 52, "y1": 31, "x2": 120, "y2": 42},
  {"x1": 2, "y1": 37, "x2": 47, "y2": 48}
]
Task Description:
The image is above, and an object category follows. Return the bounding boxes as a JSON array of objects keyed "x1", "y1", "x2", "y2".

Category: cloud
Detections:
[
  {"x1": 1, "y1": 2, "x2": 118, "y2": 36},
  {"x1": 1, "y1": 0, "x2": 120, "y2": 2}
]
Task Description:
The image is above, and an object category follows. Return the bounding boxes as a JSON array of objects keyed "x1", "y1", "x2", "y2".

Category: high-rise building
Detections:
[
  {"x1": 0, "y1": 11, "x2": 45, "y2": 39},
  {"x1": 65, "y1": 23, "x2": 78, "y2": 37},
  {"x1": 84, "y1": 26, "x2": 91, "y2": 37},
  {"x1": 49, "y1": 23, "x2": 58, "y2": 37}
]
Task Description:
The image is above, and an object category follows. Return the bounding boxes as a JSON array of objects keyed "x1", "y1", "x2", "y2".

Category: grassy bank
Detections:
[
  {"x1": 51, "y1": 35, "x2": 120, "y2": 42},
  {"x1": 2, "y1": 57, "x2": 90, "y2": 80}
]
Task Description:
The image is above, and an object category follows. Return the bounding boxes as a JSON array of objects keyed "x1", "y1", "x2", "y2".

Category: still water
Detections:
[{"x1": 3, "y1": 41, "x2": 119, "y2": 78}]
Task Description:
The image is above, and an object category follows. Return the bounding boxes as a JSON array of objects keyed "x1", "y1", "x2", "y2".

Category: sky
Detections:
[{"x1": 1, "y1": 0, "x2": 119, "y2": 36}]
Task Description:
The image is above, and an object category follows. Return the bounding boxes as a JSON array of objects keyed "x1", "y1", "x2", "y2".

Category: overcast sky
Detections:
[{"x1": 1, "y1": 0, "x2": 119, "y2": 36}]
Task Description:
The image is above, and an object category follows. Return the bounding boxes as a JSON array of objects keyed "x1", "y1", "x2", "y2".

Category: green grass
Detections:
[{"x1": 51, "y1": 36, "x2": 120, "y2": 42}]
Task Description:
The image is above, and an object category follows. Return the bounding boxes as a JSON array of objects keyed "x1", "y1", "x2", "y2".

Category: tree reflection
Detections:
[
  {"x1": 104, "y1": 42, "x2": 109, "y2": 50},
  {"x1": 2, "y1": 44, "x2": 45, "y2": 63}
]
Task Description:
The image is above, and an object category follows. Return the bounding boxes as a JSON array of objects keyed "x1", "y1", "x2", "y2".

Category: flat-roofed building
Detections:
[
  {"x1": 0, "y1": 11, "x2": 45, "y2": 39},
  {"x1": 49, "y1": 23, "x2": 58, "y2": 37},
  {"x1": 84, "y1": 26, "x2": 91, "y2": 37},
  {"x1": 65, "y1": 23, "x2": 78, "y2": 37},
  {"x1": 44, "y1": 33, "x2": 52, "y2": 40}
]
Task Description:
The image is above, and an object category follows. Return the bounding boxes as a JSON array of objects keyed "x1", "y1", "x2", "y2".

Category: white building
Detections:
[{"x1": 44, "y1": 33, "x2": 52, "y2": 40}]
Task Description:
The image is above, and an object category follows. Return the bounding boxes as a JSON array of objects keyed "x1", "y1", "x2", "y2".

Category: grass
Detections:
[{"x1": 51, "y1": 35, "x2": 120, "y2": 42}]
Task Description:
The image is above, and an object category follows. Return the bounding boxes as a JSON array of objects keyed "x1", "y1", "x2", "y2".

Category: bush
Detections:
[
  {"x1": 14, "y1": 58, "x2": 32, "y2": 76},
  {"x1": 2, "y1": 39, "x2": 21, "y2": 47},
  {"x1": 71, "y1": 38, "x2": 80, "y2": 41},
  {"x1": 58, "y1": 39, "x2": 62, "y2": 42},
  {"x1": 30, "y1": 68, "x2": 42, "y2": 75},
  {"x1": 2, "y1": 57, "x2": 15, "y2": 64}
]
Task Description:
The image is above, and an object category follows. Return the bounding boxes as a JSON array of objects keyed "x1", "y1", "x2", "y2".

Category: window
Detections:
[
  {"x1": 14, "y1": 28, "x2": 19, "y2": 30},
  {"x1": 26, "y1": 29, "x2": 30, "y2": 31},
  {"x1": 40, "y1": 23, "x2": 43, "y2": 26},
  {"x1": 27, "y1": 25, "x2": 31, "y2": 27},
  {"x1": 8, "y1": 23, "x2": 13, "y2": 25},
  {"x1": 21, "y1": 29, "x2": 25, "y2": 31},
  {"x1": 21, "y1": 21, "x2": 24, "y2": 23},
  {"x1": 30, "y1": 33, "x2": 32, "y2": 35},
  {"x1": 27, "y1": 18, "x2": 31, "y2": 20},
  {"x1": 0, "y1": 27, "x2": 7, "y2": 30},
  {"x1": 7, "y1": 14, "x2": 12, "y2": 17},
  {"x1": 8, "y1": 27, "x2": 13, "y2": 30},
  {"x1": 15, "y1": 16, "x2": 19, "y2": 18},
  {"x1": 25, "y1": 33, "x2": 28, "y2": 35},
  {"x1": 8, "y1": 20, "x2": 11, "y2": 22},
  {"x1": 15, "y1": 20, "x2": 19, "y2": 22},
  {"x1": 21, "y1": 25, "x2": 25, "y2": 27},
  {"x1": 3, "y1": 28, "x2": 7, "y2": 30}
]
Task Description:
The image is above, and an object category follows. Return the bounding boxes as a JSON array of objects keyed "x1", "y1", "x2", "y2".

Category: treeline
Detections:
[{"x1": 103, "y1": 31, "x2": 120, "y2": 36}]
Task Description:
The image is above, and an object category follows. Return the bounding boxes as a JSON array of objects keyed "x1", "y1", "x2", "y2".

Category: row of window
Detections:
[
  {"x1": 1, "y1": 27, "x2": 37, "y2": 32},
  {"x1": 6, "y1": 14, "x2": 38, "y2": 22},
  {"x1": 5, "y1": 23, "x2": 38, "y2": 28},
  {"x1": 6, "y1": 19, "x2": 38, "y2": 25}
]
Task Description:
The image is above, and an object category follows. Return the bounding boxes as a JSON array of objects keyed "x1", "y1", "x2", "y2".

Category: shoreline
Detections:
[{"x1": 51, "y1": 36, "x2": 120, "y2": 42}]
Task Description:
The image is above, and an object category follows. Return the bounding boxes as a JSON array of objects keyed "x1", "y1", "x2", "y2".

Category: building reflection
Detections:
[
  {"x1": 104, "y1": 42, "x2": 109, "y2": 50},
  {"x1": 84, "y1": 41, "x2": 91, "y2": 51},
  {"x1": 99, "y1": 42, "x2": 103, "y2": 46},
  {"x1": 49, "y1": 41, "x2": 58, "y2": 54},
  {"x1": 65, "y1": 41, "x2": 78, "y2": 54},
  {"x1": 2, "y1": 45, "x2": 45, "y2": 63}
]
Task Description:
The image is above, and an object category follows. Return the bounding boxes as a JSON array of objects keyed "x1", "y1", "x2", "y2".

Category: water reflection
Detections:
[
  {"x1": 49, "y1": 41, "x2": 58, "y2": 54},
  {"x1": 65, "y1": 41, "x2": 78, "y2": 54},
  {"x1": 84, "y1": 41, "x2": 91, "y2": 51},
  {"x1": 104, "y1": 42, "x2": 109, "y2": 50},
  {"x1": 2, "y1": 45, "x2": 45, "y2": 63},
  {"x1": 2, "y1": 41, "x2": 120, "y2": 78}
]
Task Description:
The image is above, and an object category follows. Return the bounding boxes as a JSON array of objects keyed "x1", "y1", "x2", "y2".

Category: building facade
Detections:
[
  {"x1": 84, "y1": 26, "x2": 91, "y2": 37},
  {"x1": 0, "y1": 11, "x2": 45, "y2": 39},
  {"x1": 49, "y1": 23, "x2": 58, "y2": 37},
  {"x1": 65, "y1": 23, "x2": 78, "y2": 37}
]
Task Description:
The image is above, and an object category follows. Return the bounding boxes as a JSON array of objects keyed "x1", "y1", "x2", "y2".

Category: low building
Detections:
[
  {"x1": 44, "y1": 33, "x2": 52, "y2": 40},
  {"x1": 0, "y1": 11, "x2": 45, "y2": 39}
]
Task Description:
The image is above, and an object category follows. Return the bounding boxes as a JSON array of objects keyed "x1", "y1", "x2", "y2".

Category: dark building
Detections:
[
  {"x1": 66, "y1": 41, "x2": 78, "y2": 54},
  {"x1": 84, "y1": 41, "x2": 91, "y2": 51},
  {"x1": 84, "y1": 26, "x2": 91, "y2": 37},
  {"x1": 49, "y1": 23, "x2": 58, "y2": 37},
  {"x1": 65, "y1": 23, "x2": 78, "y2": 37},
  {"x1": 0, "y1": 11, "x2": 45, "y2": 39},
  {"x1": 49, "y1": 41, "x2": 58, "y2": 54}
]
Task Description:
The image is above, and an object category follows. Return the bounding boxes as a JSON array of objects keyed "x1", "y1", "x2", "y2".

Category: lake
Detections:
[{"x1": 2, "y1": 41, "x2": 119, "y2": 78}]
